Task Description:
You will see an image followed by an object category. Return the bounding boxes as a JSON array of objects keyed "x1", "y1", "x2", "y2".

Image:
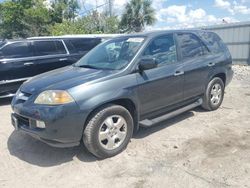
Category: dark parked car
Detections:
[
  {"x1": 0, "y1": 35, "x2": 116, "y2": 98},
  {"x1": 11, "y1": 30, "x2": 233, "y2": 158}
]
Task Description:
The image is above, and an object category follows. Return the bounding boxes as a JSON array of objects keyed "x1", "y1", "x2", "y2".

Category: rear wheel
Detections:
[
  {"x1": 83, "y1": 105, "x2": 133, "y2": 159},
  {"x1": 202, "y1": 77, "x2": 225, "y2": 111}
]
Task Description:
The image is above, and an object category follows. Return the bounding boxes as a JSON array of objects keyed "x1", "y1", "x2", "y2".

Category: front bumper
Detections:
[{"x1": 11, "y1": 94, "x2": 88, "y2": 148}]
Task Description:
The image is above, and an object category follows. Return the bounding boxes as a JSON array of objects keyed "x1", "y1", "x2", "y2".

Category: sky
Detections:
[
  {"x1": 78, "y1": 0, "x2": 250, "y2": 29},
  {"x1": 1, "y1": 0, "x2": 250, "y2": 29}
]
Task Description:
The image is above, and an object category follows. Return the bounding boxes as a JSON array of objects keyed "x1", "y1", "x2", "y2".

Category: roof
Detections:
[
  {"x1": 3, "y1": 29, "x2": 208, "y2": 43},
  {"x1": 109, "y1": 29, "x2": 205, "y2": 39},
  {"x1": 28, "y1": 34, "x2": 122, "y2": 39}
]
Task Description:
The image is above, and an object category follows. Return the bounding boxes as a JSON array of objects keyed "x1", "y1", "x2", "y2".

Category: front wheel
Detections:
[
  {"x1": 83, "y1": 105, "x2": 134, "y2": 159},
  {"x1": 202, "y1": 77, "x2": 225, "y2": 111}
]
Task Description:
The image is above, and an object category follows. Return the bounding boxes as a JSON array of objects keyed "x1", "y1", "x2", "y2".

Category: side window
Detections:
[
  {"x1": 34, "y1": 40, "x2": 66, "y2": 56},
  {"x1": 177, "y1": 33, "x2": 205, "y2": 60},
  {"x1": 199, "y1": 31, "x2": 225, "y2": 54},
  {"x1": 1, "y1": 42, "x2": 32, "y2": 58},
  {"x1": 54, "y1": 41, "x2": 67, "y2": 54},
  {"x1": 142, "y1": 34, "x2": 177, "y2": 66},
  {"x1": 65, "y1": 38, "x2": 101, "y2": 54}
]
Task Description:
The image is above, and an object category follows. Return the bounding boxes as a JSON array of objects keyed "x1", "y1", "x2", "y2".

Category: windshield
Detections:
[{"x1": 74, "y1": 37, "x2": 145, "y2": 70}]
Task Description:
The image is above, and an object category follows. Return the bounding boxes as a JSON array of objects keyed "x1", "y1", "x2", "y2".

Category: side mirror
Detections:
[{"x1": 138, "y1": 58, "x2": 157, "y2": 71}]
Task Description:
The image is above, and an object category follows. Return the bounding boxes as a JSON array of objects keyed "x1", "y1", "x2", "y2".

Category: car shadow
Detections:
[
  {"x1": 134, "y1": 110, "x2": 195, "y2": 139},
  {"x1": 0, "y1": 98, "x2": 12, "y2": 106},
  {"x1": 7, "y1": 131, "x2": 98, "y2": 167},
  {"x1": 8, "y1": 109, "x2": 197, "y2": 167}
]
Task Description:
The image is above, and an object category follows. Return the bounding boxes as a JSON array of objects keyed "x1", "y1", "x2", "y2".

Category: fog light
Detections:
[{"x1": 36, "y1": 120, "x2": 46, "y2": 129}]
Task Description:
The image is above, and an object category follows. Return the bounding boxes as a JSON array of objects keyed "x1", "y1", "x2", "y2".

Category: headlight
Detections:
[{"x1": 34, "y1": 90, "x2": 74, "y2": 105}]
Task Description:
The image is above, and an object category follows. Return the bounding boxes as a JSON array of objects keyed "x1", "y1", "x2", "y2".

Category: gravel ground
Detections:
[{"x1": 0, "y1": 65, "x2": 250, "y2": 188}]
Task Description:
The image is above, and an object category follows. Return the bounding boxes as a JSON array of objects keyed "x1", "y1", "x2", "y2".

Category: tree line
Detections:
[{"x1": 0, "y1": 0, "x2": 156, "y2": 39}]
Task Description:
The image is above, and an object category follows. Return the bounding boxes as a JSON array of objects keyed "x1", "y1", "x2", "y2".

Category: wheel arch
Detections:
[
  {"x1": 84, "y1": 98, "x2": 139, "y2": 134},
  {"x1": 207, "y1": 69, "x2": 226, "y2": 88},
  {"x1": 212, "y1": 72, "x2": 226, "y2": 85}
]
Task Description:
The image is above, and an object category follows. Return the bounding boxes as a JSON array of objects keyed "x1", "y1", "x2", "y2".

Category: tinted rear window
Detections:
[
  {"x1": 34, "y1": 40, "x2": 66, "y2": 56},
  {"x1": 0, "y1": 42, "x2": 33, "y2": 59},
  {"x1": 198, "y1": 31, "x2": 226, "y2": 54},
  {"x1": 64, "y1": 38, "x2": 101, "y2": 54}
]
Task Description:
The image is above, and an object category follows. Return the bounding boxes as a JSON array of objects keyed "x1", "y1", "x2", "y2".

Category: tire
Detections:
[
  {"x1": 83, "y1": 104, "x2": 134, "y2": 159},
  {"x1": 202, "y1": 77, "x2": 225, "y2": 111}
]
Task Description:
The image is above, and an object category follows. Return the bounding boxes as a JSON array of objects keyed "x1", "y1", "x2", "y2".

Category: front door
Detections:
[{"x1": 136, "y1": 34, "x2": 184, "y2": 117}]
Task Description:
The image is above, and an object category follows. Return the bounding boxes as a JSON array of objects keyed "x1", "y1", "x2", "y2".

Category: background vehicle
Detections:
[
  {"x1": 0, "y1": 34, "x2": 119, "y2": 98},
  {"x1": 11, "y1": 30, "x2": 233, "y2": 159}
]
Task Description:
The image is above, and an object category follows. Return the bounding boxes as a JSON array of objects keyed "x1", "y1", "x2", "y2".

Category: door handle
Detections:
[
  {"x1": 24, "y1": 62, "x2": 34, "y2": 66},
  {"x1": 59, "y1": 58, "x2": 68, "y2": 61},
  {"x1": 208, "y1": 62, "x2": 215, "y2": 67},
  {"x1": 174, "y1": 70, "x2": 184, "y2": 76}
]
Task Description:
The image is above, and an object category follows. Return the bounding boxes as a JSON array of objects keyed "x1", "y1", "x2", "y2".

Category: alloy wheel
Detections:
[{"x1": 98, "y1": 115, "x2": 127, "y2": 150}]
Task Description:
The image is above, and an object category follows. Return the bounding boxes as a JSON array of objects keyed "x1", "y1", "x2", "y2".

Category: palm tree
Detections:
[{"x1": 120, "y1": 0, "x2": 156, "y2": 33}]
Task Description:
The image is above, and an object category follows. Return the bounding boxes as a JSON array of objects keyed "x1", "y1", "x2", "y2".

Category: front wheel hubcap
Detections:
[
  {"x1": 210, "y1": 83, "x2": 222, "y2": 105},
  {"x1": 98, "y1": 115, "x2": 127, "y2": 150}
]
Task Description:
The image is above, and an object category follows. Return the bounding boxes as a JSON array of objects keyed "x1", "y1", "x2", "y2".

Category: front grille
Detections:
[{"x1": 15, "y1": 114, "x2": 30, "y2": 127}]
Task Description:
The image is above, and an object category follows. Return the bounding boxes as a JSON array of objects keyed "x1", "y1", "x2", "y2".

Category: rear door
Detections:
[
  {"x1": 33, "y1": 40, "x2": 72, "y2": 74},
  {"x1": 0, "y1": 41, "x2": 37, "y2": 81},
  {"x1": 136, "y1": 34, "x2": 184, "y2": 117},
  {"x1": 176, "y1": 32, "x2": 212, "y2": 100}
]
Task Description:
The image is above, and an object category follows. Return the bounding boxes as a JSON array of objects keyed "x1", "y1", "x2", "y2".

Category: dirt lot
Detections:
[{"x1": 0, "y1": 65, "x2": 250, "y2": 188}]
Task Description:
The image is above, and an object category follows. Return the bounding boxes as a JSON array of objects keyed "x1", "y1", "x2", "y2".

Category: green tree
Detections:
[
  {"x1": 65, "y1": 0, "x2": 79, "y2": 21},
  {"x1": 0, "y1": 0, "x2": 119, "y2": 38},
  {"x1": 0, "y1": 0, "x2": 52, "y2": 38},
  {"x1": 50, "y1": 0, "x2": 79, "y2": 23},
  {"x1": 23, "y1": 0, "x2": 51, "y2": 36},
  {"x1": 0, "y1": 1, "x2": 26, "y2": 38},
  {"x1": 49, "y1": 11, "x2": 120, "y2": 35},
  {"x1": 50, "y1": 0, "x2": 66, "y2": 23},
  {"x1": 119, "y1": 0, "x2": 156, "y2": 33},
  {"x1": 49, "y1": 20, "x2": 87, "y2": 35}
]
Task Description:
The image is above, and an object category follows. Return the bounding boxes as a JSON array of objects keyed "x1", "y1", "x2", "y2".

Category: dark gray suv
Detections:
[{"x1": 11, "y1": 30, "x2": 233, "y2": 159}]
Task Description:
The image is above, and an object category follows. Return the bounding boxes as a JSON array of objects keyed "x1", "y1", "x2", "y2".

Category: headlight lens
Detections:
[{"x1": 34, "y1": 90, "x2": 74, "y2": 105}]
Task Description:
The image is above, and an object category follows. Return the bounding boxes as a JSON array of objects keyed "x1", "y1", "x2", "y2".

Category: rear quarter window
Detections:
[{"x1": 198, "y1": 31, "x2": 227, "y2": 54}]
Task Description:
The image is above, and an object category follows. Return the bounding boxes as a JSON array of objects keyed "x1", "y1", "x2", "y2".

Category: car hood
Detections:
[{"x1": 21, "y1": 66, "x2": 116, "y2": 94}]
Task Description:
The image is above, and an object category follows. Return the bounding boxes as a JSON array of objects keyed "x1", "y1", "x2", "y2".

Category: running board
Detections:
[{"x1": 139, "y1": 98, "x2": 203, "y2": 127}]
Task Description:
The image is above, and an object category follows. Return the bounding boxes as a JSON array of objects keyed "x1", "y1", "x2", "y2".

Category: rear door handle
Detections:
[
  {"x1": 208, "y1": 62, "x2": 215, "y2": 67},
  {"x1": 24, "y1": 62, "x2": 34, "y2": 66},
  {"x1": 174, "y1": 70, "x2": 184, "y2": 76}
]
